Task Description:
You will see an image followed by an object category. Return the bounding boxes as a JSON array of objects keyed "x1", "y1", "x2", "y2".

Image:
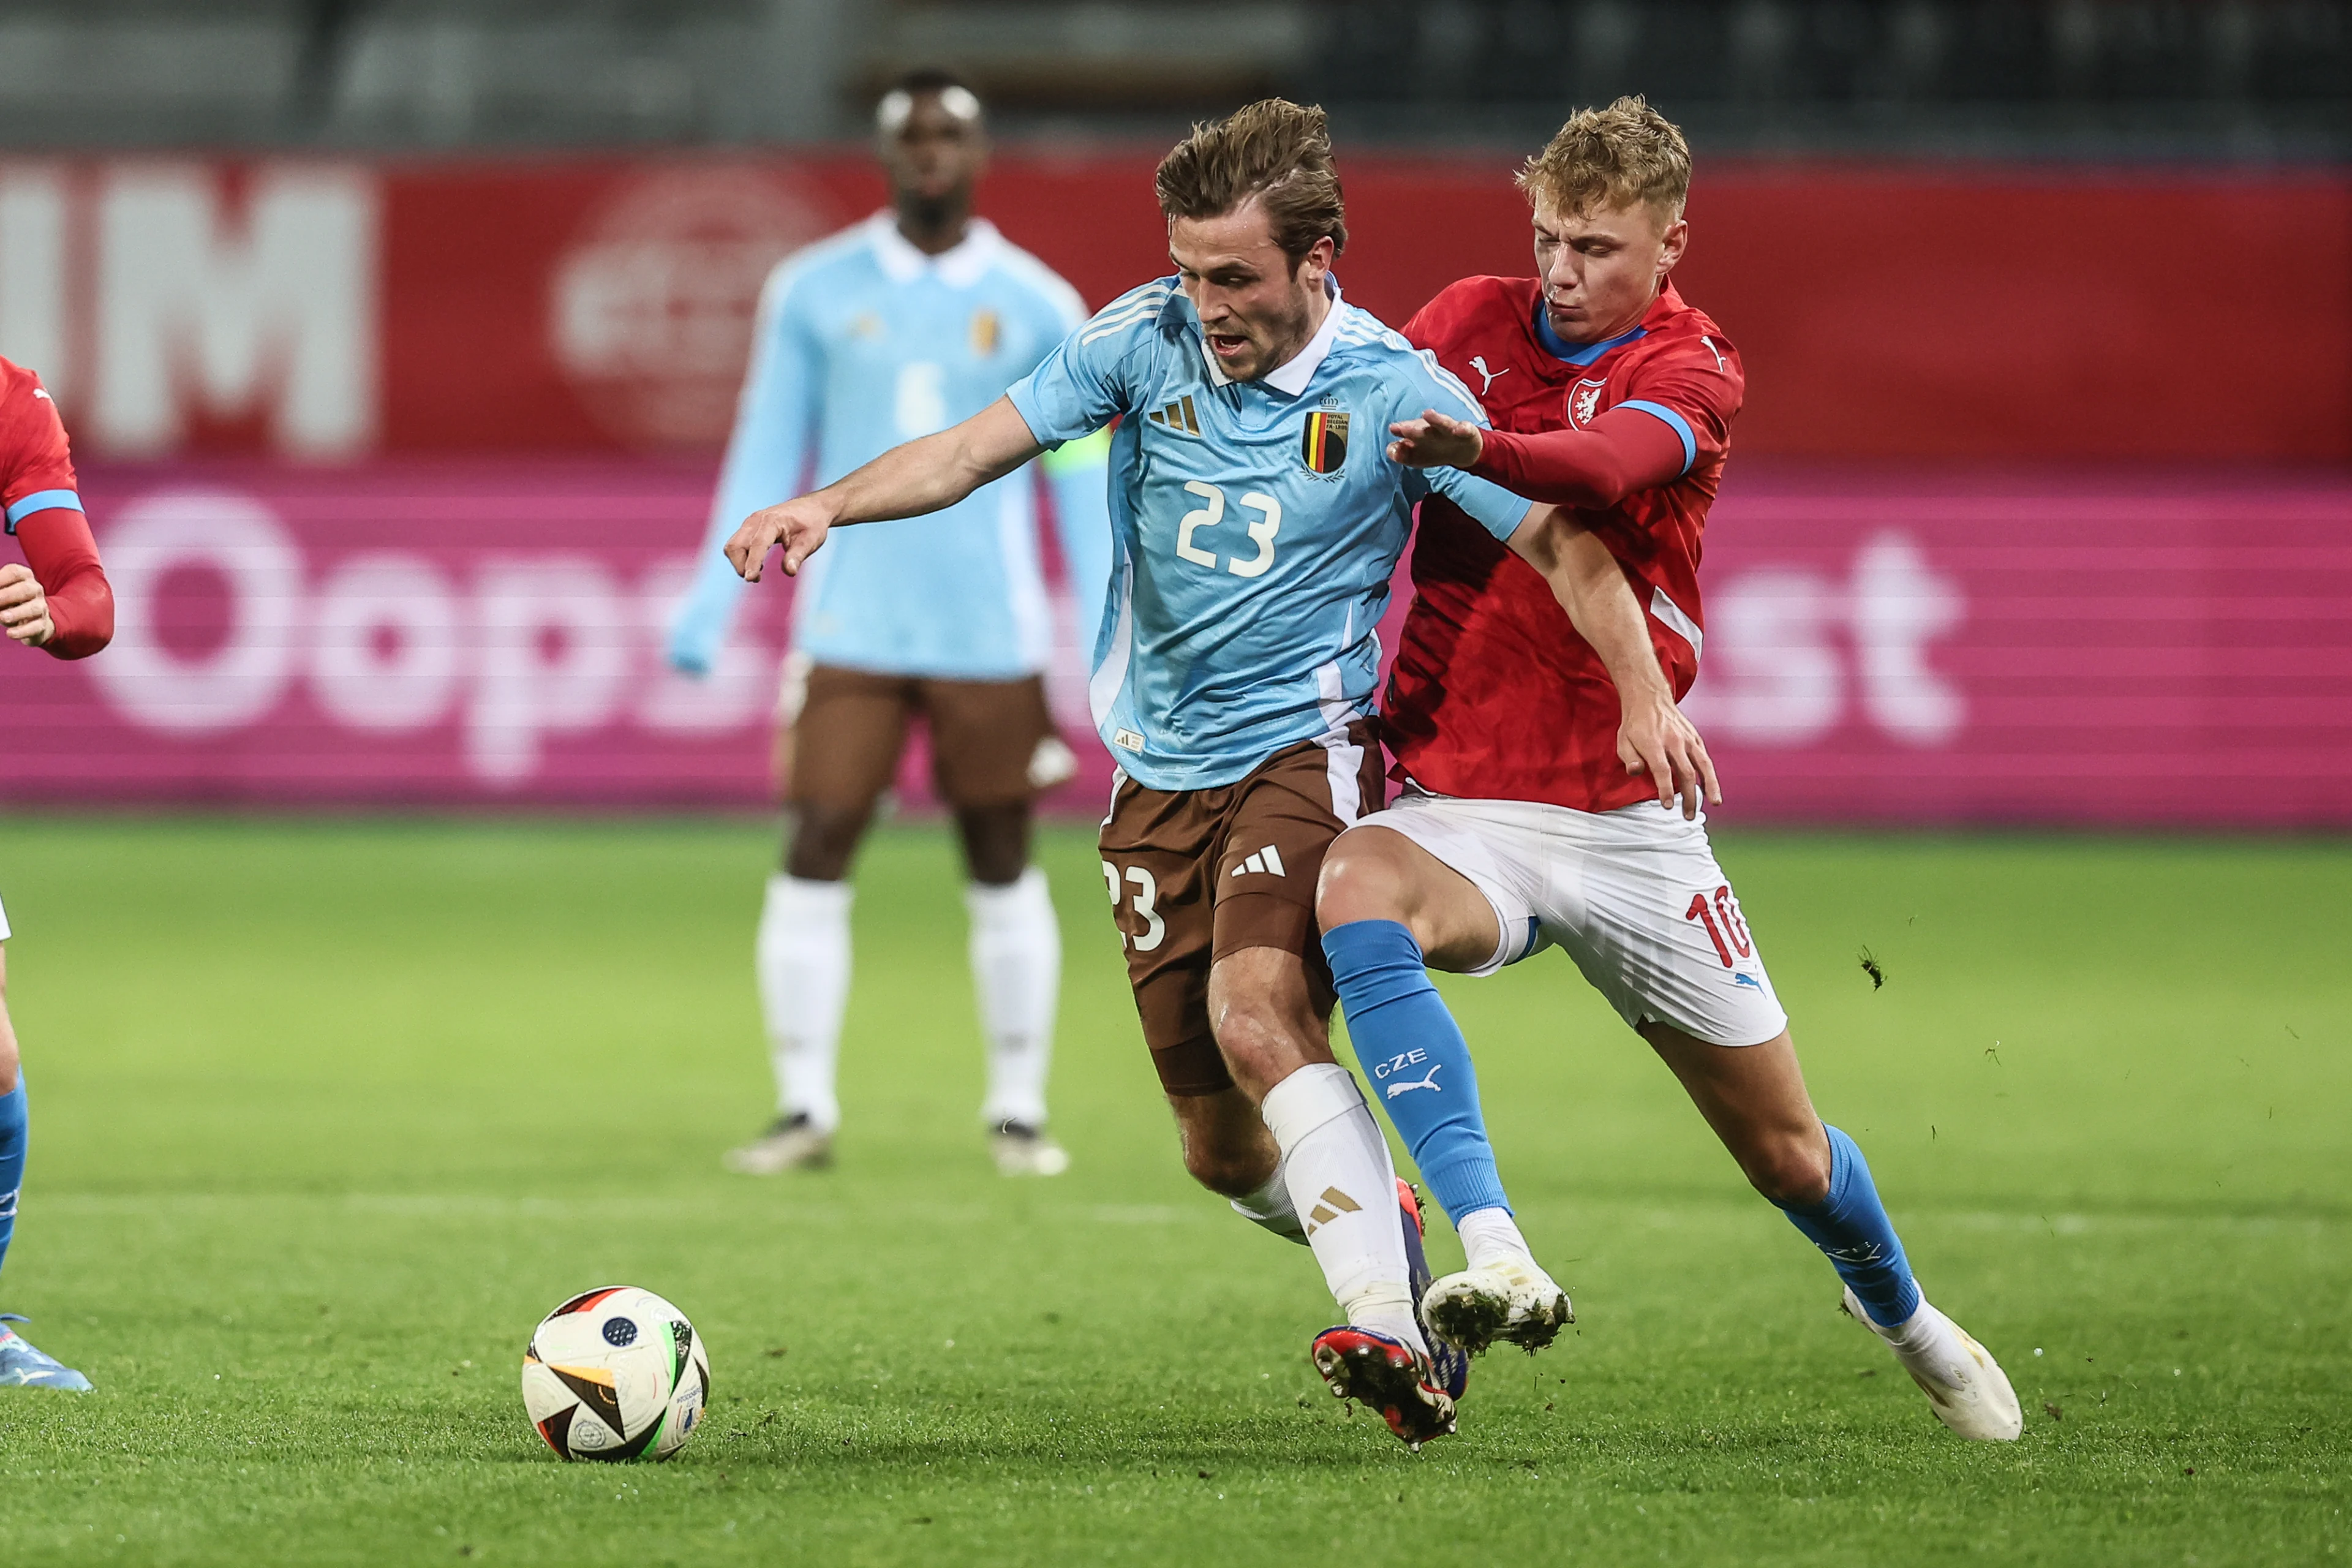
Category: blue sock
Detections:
[
  {"x1": 0, "y1": 1076, "x2": 23, "y2": 1285},
  {"x1": 1779, "y1": 1125, "x2": 1920, "y2": 1327},
  {"x1": 1321, "y1": 919, "x2": 1510, "y2": 1225}
]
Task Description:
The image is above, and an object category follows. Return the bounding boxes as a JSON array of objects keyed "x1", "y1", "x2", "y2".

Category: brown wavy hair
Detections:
[{"x1": 1155, "y1": 99, "x2": 1348, "y2": 268}]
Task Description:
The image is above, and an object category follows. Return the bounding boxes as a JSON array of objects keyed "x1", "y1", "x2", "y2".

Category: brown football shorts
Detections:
[
  {"x1": 1098, "y1": 721, "x2": 1385, "y2": 1097},
  {"x1": 786, "y1": 663, "x2": 1061, "y2": 813}
]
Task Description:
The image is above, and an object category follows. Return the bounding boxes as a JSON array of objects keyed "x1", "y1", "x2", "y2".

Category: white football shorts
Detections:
[{"x1": 1352, "y1": 790, "x2": 1789, "y2": 1048}]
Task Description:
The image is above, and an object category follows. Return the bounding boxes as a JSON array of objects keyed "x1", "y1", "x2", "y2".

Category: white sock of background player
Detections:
[
  {"x1": 968, "y1": 867, "x2": 1060, "y2": 1129},
  {"x1": 1261, "y1": 1061, "x2": 1427, "y2": 1354},
  {"x1": 755, "y1": 874, "x2": 852, "y2": 1132}
]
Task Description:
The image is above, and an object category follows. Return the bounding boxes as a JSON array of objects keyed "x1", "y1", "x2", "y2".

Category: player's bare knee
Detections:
[
  {"x1": 785, "y1": 804, "x2": 869, "y2": 881},
  {"x1": 955, "y1": 802, "x2": 1031, "y2": 886},
  {"x1": 1315, "y1": 829, "x2": 1414, "y2": 931},
  {"x1": 0, "y1": 1031, "x2": 18, "y2": 1095},
  {"x1": 1744, "y1": 1134, "x2": 1831, "y2": 1208}
]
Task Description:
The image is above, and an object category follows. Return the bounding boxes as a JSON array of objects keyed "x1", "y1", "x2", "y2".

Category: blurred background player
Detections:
[
  {"x1": 668, "y1": 70, "x2": 1111, "y2": 1178},
  {"x1": 1318, "y1": 100, "x2": 2021, "y2": 1439},
  {"x1": 0, "y1": 353, "x2": 111, "y2": 1390}
]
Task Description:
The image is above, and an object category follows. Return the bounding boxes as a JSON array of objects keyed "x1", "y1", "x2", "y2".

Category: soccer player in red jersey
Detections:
[
  {"x1": 0, "y1": 353, "x2": 109, "y2": 1390},
  {"x1": 1314, "y1": 100, "x2": 2022, "y2": 1440}
]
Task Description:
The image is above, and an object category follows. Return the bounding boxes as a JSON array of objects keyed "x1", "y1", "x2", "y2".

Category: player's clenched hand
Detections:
[
  {"x1": 727, "y1": 495, "x2": 834, "y2": 582},
  {"x1": 0, "y1": 564, "x2": 55, "y2": 648},
  {"x1": 1617, "y1": 688, "x2": 1721, "y2": 820},
  {"x1": 1386, "y1": 409, "x2": 1486, "y2": 469}
]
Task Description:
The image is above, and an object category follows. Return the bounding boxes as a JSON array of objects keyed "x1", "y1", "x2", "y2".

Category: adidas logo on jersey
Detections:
[
  {"x1": 1229, "y1": 845, "x2": 1287, "y2": 878},
  {"x1": 1145, "y1": 396, "x2": 1202, "y2": 438}
]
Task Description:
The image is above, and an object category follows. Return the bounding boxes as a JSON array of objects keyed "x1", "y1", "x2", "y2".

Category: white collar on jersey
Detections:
[
  {"x1": 867, "y1": 211, "x2": 1003, "y2": 287},
  {"x1": 1200, "y1": 275, "x2": 1345, "y2": 396}
]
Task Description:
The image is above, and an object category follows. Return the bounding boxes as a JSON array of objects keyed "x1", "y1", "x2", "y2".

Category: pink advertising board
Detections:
[
  {"x1": 1, "y1": 462, "x2": 2346, "y2": 826},
  {"x1": 0, "y1": 460, "x2": 1098, "y2": 812}
]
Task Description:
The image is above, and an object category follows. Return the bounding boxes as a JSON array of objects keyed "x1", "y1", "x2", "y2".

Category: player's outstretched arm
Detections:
[
  {"x1": 1386, "y1": 408, "x2": 1485, "y2": 469},
  {"x1": 1392, "y1": 406, "x2": 1686, "y2": 512},
  {"x1": 1506, "y1": 506, "x2": 1721, "y2": 818},
  {"x1": 726, "y1": 396, "x2": 1047, "y2": 583}
]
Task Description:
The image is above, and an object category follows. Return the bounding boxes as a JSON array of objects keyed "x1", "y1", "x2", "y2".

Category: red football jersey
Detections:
[
  {"x1": 0, "y1": 356, "x2": 77, "y2": 522},
  {"x1": 2, "y1": 354, "x2": 111, "y2": 658},
  {"x1": 1385, "y1": 278, "x2": 1744, "y2": 812}
]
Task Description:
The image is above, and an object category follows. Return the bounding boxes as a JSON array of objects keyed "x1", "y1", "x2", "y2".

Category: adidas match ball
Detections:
[{"x1": 521, "y1": 1286, "x2": 710, "y2": 1462}]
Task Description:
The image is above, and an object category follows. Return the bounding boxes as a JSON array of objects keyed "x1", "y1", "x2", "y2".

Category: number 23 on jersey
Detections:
[{"x1": 1171, "y1": 481, "x2": 1281, "y2": 579}]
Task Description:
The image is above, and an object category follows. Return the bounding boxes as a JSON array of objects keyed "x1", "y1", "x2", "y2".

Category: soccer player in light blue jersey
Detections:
[
  {"x1": 666, "y1": 72, "x2": 1113, "y2": 1180},
  {"x1": 720, "y1": 101, "x2": 1698, "y2": 1450}
]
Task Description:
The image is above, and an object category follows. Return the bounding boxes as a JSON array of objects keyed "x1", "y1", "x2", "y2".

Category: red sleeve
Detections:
[
  {"x1": 1469, "y1": 408, "x2": 1691, "y2": 510},
  {"x1": 14, "y1": 507, "x2": 112, "y2": 659},
  {"x1": 0, "y1": 365, "x2": 79, "y2": 513},
  {"x1": 1467, "y1": 326, "x2": 1744, "y2": 514},
  {"x1": 1, "y1": 365, "x2": 108, "y2": 658}
]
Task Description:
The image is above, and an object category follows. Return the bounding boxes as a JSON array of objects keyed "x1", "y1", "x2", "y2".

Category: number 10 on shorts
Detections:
[
  {"x1": 1685, "y1": 884, "x2": 1753, "y2": 968},
  {"x1": 1104, "y1": 862, "x2": 1166, "y2": 951}
]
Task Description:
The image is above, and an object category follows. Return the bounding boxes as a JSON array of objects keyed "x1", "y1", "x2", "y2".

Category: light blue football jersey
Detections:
[
  {"x1": 1007, "y1": 277, "x2": 1534, "y2": 791},
  {"x1": 667, "y1": 214, "x2": 1112, "y2": 680}
]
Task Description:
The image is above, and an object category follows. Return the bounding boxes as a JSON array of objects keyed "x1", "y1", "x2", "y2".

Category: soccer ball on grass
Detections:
[{"x1": 521, "y1": 1286, "x2": 710, "y2": 1461}]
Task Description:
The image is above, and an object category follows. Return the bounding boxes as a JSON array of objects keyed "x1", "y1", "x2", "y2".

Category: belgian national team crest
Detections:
[{"x1": 1300, "y1": 410, "x2": 1349, "y2": 474}]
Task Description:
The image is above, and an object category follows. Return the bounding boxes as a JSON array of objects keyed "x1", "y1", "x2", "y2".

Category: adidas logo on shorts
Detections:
[{"x1": 1229, "y1": 845, "x2": 1287, "y2": 878}]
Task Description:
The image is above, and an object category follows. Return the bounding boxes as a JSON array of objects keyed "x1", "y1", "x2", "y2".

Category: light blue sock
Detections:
[
  {"x1": 0, "y1": 1076, "x2": 24, "y2": 1284},
  {"x1": 1321, "y1": 919, "x2": 1510, "y2": 1225},
  {"x1": 1778, "y1": 1125, "x2": 1920, "y2": 1327}
]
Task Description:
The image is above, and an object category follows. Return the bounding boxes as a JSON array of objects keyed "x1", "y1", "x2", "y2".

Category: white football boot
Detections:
[
  {"x1": 1842, "y1": 1286, "x2": 2023, "y2": 1441},
  {"x1": 1420, "y1": 1254, "x2": 1574, "y2": 1357},
  {"x1": 722, "y1": 1113, "x2": 834, "y2": 1174},
  {"x1": 989, "y1": 1120, "x2": 1070, "y2": 1177}
]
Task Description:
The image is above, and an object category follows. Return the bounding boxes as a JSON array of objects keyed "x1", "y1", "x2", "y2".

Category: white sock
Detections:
[
  {"x1": 968, "y1": 867, "x2": 1060, "y2": 1129},
  {"x1": 1229, "y1": 1166, "x2": 1308, "y2": 1245},
  {"x1": 755, "y1": 874, "x2": 852, "y2": 1133},
  {"x1": 1260, "y1": 1063, "x2": 1425, "y2": 1354},
  {"x1": 1458, "y1": 1207, "x2": 1534, "y2": 1273}
]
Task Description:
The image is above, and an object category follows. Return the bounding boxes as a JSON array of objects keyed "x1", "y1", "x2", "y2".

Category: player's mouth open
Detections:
[{"x1": 1205, "y1": 332, "x2": 1251, "y2": 360}]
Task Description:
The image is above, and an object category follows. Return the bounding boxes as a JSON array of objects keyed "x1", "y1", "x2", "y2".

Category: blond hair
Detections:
[
  {"x1": 1155, "y1": 98, "x2": 1348, "y2": 263},
  {"x1": 1517, "y1": 96, "x2": 1691, "y2": 220}
]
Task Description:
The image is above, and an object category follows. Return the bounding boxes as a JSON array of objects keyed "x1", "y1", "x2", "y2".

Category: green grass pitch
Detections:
[{"x1": 0, "y1": 817, "x2": 2345, "y2": 1566}]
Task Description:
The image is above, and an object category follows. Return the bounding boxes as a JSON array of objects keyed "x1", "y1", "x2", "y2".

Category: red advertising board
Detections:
[
  {"x1": 1, "y1": 154, "x2": 2344, "y2": 464},
  {"x1": 3, "y1": 462, "x2": 2345, "y2": 826}
]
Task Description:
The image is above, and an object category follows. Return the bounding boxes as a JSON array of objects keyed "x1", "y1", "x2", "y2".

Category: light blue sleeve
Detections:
[
  {"x1": 1042, "y1": 428, "x2": 1114, "y2": 640},
  {"x1": 1394, "y1": 346, "x2": 1536, "y2": 543},
  {"x1": 665, "y1": 262, "x2": 820, "y2": 676},
  {"x1": 1004, "y1": 281, "x2": 1170, "y2": 446},
  {"x1": 1418, "y1": 466, "x2": 1538, "y2": 542}
]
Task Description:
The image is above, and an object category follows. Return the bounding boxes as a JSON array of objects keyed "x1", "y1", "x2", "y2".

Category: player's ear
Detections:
[{"x1": 1657, "y1": 212, "x2": 1690, "y2": 274}]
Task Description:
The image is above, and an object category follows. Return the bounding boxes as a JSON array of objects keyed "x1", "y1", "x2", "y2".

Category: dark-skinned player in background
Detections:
[{"x1": 0, "y1": 353, "x2": 113, "y2": 1390}]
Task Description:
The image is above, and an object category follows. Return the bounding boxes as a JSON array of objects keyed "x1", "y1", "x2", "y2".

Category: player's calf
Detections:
[
  {"x1": 1321, "y1": 918, "x2": 1511, "y2": 1225},
  {"x1": 1773, "y1": 1125, "x2": 1920, "y2": 1330}
]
